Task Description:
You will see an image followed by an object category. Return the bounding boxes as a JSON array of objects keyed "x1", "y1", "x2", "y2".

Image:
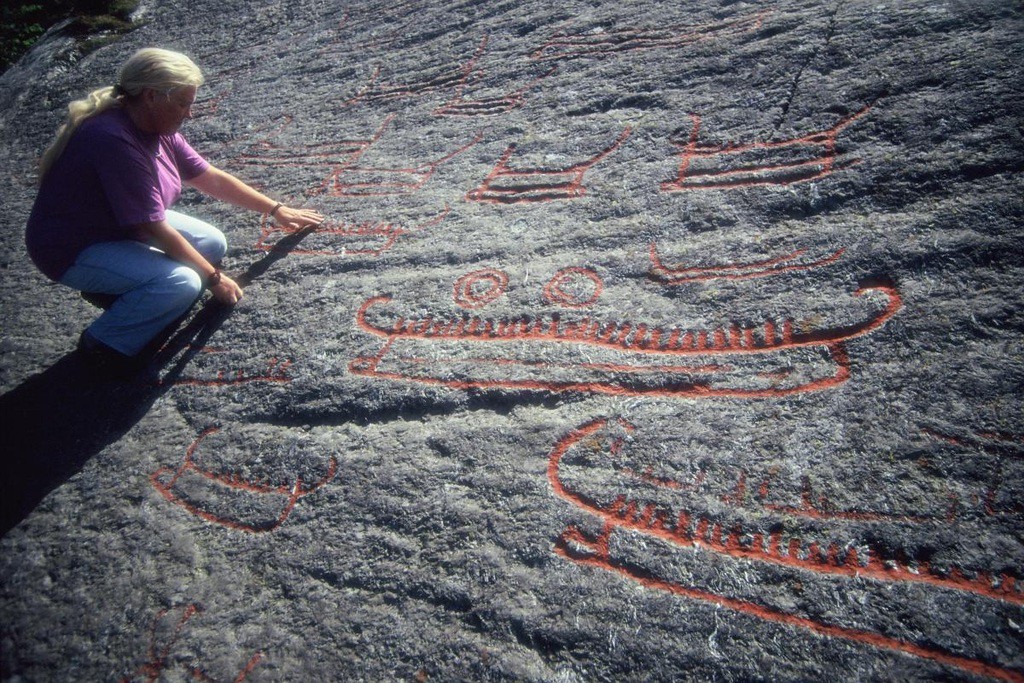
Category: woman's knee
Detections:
[
  {"x1": 201, "y1": 229, "x2": 228, "y2": 264},
  {"x1": 166, "y1": 266, "x2": 205, "y2": 306},
  {"x1": 166, "y1": 210, "x2": 228, "y2": 263},
  {"x1": 184, "y1": 226, "x2": 226, "y2": 264}
]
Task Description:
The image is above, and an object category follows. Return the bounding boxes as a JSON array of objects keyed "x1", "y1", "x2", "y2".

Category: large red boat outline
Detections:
[
  {"x1": 550, "y1": 418, "x2": 1024, "y2": 604},
  {"x1": 548, "y1": 418, "x2": 1024, "y2": 682},
  {"x1": 348, "y1": 276, "x2": 902, "y2": 398}
]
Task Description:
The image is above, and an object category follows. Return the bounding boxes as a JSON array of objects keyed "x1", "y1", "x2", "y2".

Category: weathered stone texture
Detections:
[{"x1": 1, "y1": 0, "x2": 1022, "y2": 680}]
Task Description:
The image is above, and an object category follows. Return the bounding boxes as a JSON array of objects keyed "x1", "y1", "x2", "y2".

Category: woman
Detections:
[{"x1": 26, "y1": 47, "x2": 322, "y2": 370}]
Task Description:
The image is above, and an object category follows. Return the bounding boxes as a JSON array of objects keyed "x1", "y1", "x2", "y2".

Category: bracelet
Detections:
[
  {"x1": 207, "y1": 268, "x2": 222, "y2": 288},
  {"x1": 269, "y1": 202, "x2": 283, "y2": 217}
]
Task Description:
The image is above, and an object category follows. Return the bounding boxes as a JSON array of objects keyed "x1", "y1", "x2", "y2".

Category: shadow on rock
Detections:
[
  {"x1": 0, "y1": 224, "x2": 317, "y2": 536},
  {"x1": 0, "y1": 300, "x2": 234, "y2": 536},
  {"x1": 0, "y1": 351, "x2": 167, "y2": 536}
]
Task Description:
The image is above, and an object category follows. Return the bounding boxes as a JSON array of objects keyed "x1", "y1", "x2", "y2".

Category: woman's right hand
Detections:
[
  {"x1": 274, "y1": 204, "x2": 324, "y2": 229},
  {"x1": 210, "y1": 274, "x2": 243, "y2": 305}
]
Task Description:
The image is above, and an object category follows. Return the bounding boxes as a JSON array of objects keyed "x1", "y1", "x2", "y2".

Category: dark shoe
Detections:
[
  {"x1": 80, "y1": 291, "x2": 119, "y2": 310},
  {"x1": 76, "y1": 331, "x2": 145, "y2": 378}
]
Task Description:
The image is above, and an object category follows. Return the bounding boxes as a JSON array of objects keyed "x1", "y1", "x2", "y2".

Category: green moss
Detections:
[{"x1": 0, "y1": 0, "x2": 141, "y2": 73}]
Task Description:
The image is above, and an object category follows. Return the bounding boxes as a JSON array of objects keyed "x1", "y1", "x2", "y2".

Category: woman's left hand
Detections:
[{"x1": 274, "y1": 205, "x2": 324, "y2": 229}]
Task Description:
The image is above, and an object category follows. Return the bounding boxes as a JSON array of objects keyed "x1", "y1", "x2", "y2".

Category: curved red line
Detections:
[
  {"x1": 352, "y1": 286, "x2": 900, "y2": 352},
  {"x1": 556, "y1": 545, "x2": 1024, "y2": 683},
  {"x1": 650, "y1": 244, "x2": 846, "y2": 283}
]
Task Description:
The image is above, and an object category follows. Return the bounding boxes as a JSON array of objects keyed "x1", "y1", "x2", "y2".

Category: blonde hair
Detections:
[{"x1": 39, "y1": 48, "x2": 204, "y2": 179}]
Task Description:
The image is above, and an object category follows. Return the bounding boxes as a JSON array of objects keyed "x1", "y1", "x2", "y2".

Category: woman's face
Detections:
[{"x1": 141, "y1": 85, "x2": 197, "y2": 134}]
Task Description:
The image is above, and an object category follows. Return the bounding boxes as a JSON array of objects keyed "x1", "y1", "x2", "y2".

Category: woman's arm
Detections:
[
  {"x1": 136, "y1": 219, "x2": 243, "y2": 305},
  {"x1": 186, "y1": 166, "x2": 324, "y2": 227}
]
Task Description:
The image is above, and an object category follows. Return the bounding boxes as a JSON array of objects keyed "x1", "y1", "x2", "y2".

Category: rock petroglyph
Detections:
[{"x1": 2, "y1": 0, "x2": 1021, "y2": 680}]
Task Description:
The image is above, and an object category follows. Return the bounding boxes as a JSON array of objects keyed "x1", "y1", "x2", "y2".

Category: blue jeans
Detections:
[{"x1": 60, "y1": 210, "x2": 227, "y2": 356}]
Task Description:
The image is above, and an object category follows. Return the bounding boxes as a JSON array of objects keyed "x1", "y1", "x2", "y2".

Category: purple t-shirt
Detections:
[{"x1": 25, "y1": 107, "x2": 210, "y2": 280}]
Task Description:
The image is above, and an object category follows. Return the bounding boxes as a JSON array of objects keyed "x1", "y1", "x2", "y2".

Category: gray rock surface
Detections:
[{"x1": 2, "y1": 0, "x2": 1022, "y2": 680}]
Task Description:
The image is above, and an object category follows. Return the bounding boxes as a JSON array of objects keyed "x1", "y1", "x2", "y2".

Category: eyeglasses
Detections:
[{"x1": 161, "y1": 88, "x2": 197, "y2": 109}]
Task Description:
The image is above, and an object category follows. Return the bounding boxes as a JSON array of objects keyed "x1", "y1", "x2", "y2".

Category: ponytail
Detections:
[
  {"x1": 37, "y1": 48, "x2": 203, "y2": 181},
  {"x1": 38, "y1": 85, "x2": 122, "y2": 179}
]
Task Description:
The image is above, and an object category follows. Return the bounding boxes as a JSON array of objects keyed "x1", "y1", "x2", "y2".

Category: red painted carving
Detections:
[
  {"x1": 341, "y1": 65, "x2": 462, "y2": 110},
  {"x1": 434, "y1": 66, "x2": 555, "y2": 117},
  {"x1": 922, "y1": 426, "x2": 1024, "y2": 518},
  {"x1": 151, "y1": 427, "x2": 337, "y2": 533},
  {"x1": 661, "y1": 105, "x2": 873, "y2": 191},
  {"x1": 187, "y1": 54, "x2": 263, "y2": 121},
  {"x1": 543, "y1": 267, "x2": 604, "y2": 308},
  {"x1": 760, "y1": 474, "x2": 931, "y2": 524},
  {"x1": 317, "y1": 4, "x2": 427, "y2": 53},
  {"x1": 229, "y1": 114, "x2": 391, "y2": 173},
  {"x1": 341, "y1": 36, "x2": 489, "y2": 109},
  {"x1": 649, "y1": 243, "x2": 846, "y2": 284},
  {"x1": 310, "y1": 12, "x2": 350, "y2": 52},
  {"x1": 466, "y1": 127, "x2": 632, "y2": 204},
  {"x1": 256, "y1": 205, "x2": 450, "y2": 257},
  {"x1": 453, "y1": 268, "x2": 510, "y2": 309},
  {"x1": 922, "y1": 426, "x2": 1024, "y2": 454},
  {"x1": 190, "y1": 89, "x2": 230, "y2": 119},
  {"x1": 312, "y1": 125, "x2": 482, "y2": 198},
  {"x1": 530, "y1": 12, "x2": 766, "y2": 61},
  {"x1": 349, "y1": 277, "x2": 902, "y2": 398},
  {"x1": 120, "y1": 603, "x2": 262, "y2": 683},
  {"x1": 222, "y1": 113, "x2": 478, "y2": 197},
  {"x1": 429, "y1": 35, "x2": 556, "y2": 117},
  {"x1": 165, "y1": 348, "x2": 292, "y2": 387},
  {"x1": 548, "y1": 418, "x2": 1024, "y2": 682}
]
